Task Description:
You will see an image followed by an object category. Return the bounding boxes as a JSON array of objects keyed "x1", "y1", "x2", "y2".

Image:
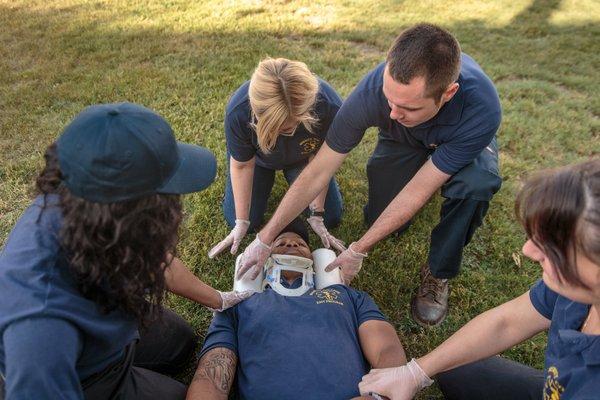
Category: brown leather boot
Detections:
[{"x1": 410, "y1": 263, "x2": 449, "y2": 327}]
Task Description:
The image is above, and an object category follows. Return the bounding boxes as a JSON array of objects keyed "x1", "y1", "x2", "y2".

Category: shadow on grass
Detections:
[
  {"x1": 1, "y1": 0, "x2": 596, "y2": 156},
  {"x1": 0, "y1": 0, "x2": 598, "y2": 396}
]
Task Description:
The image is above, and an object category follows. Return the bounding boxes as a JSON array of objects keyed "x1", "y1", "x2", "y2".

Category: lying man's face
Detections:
[{"x1": 271, "y1": 232, "x2": 312, "y2": 283}]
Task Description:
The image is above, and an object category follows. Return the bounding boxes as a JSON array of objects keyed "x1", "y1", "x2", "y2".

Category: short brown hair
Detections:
[
  {"x1": 386, "y1": 23, "x2": 461, "y2": 102},
  {"x1": 516, "y1": 159, "x2": 600, "y2": 288}
]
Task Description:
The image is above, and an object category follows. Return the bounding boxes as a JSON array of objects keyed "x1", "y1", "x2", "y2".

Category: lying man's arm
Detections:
[
  {"x1": 187, "y1": 347, "x2": 237, "y2": 400},
  {"x1": 359, "y1": 320, "x2": 407, "y2": 368},
  {"x1": 352, "y1": 321, "x2": 406, "y2": 400}
]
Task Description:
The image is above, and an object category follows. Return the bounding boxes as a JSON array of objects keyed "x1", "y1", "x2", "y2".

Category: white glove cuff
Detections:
[
  {"x1": 235, "y1": 219, "x2": 250, "y2": 226},
  {"x1": 348, "y1": 242, "x2": 368, "y2": 259},
  {"x1": 408, "y1": 359, "x2": 434, "y2": 389},
  {"x1": 208, "y1": 290, "x2": 225, "y2": 313},
  {"x1": 255, "y1": 234, "x2": 272, "y2": 250}
]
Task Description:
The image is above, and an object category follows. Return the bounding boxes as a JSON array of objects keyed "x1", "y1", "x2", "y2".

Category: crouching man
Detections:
[{"x1": 187, "y1": 220, "x2": 406, "y2": 400}]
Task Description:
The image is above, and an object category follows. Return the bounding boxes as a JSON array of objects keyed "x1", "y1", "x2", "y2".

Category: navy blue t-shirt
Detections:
[
  {"x1": 529, "y1": 279, "x2": 600, "y2": 399},
  {"x1": 326, "y1": 53, "x2": 501, "y2": 175},
  {"x1": 225, "y1": 78, "x2": 343, "y2": 170},
  {"x1": 0, "y1": 195, "x2": 138, "y2": 399},
  {"x1": 200, "y1": 284, "x2": 386, "y2": 400}
]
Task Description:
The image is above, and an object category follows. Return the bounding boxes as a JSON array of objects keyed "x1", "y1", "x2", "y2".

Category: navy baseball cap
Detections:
[{"x1": 57, "y1": 102, "x2": 217, "y2": 203}]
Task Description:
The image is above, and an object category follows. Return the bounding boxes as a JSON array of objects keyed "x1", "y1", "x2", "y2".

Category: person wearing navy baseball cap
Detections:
[{"x1": 0, "y1": 103, "x2": 253, "y2": 400}]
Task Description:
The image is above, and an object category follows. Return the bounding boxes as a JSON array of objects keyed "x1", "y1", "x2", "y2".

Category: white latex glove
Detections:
[
  {"x1": 307, "y1": 216, "x2": 346, "y2": 252},
  {"x1": 210, "y1": 290, "x2": 255, "y2": 312},
  {"x1": 236, "y1": 235, "x2": 272, "y2": 280},
  {"x1": 358, "y1": 359, "x2": 434, "y2": 400},
  {"x1": 324, "y1": 242, "x2": 367, "y2": 284},
  {"x1": 208, "y1": 219, "x2": 250, "y2": 258}
]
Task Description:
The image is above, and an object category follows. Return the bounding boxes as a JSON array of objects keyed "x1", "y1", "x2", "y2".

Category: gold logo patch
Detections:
[
  {"x1": 299, "y1": 137, "x2": 322, "y2": 154},
  {"x1": 544, "y1": 366, "x2": 565, "y2": 400},
  {"x1": 310, "y1": 288, "x2": 344, "y2": 306}
]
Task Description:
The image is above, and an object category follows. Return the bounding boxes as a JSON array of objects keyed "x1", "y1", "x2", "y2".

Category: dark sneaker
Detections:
[{"x1": 410, "y1": 264, "x2": 449, "y2": 327}]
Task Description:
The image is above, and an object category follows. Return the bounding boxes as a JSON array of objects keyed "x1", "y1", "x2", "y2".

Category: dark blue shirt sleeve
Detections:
[
  {"x1": 314, "y1": 84, "x2": 342, "y2": 138},
  {"x1": 529, "y1": 279, "x2": 559, "y2": 320},
  {"x1": 316, "y1": 102, "x2": 341, "y2": 139},
  {"x1": 350, "y1": 290, "x2": 387, "y2": 326},
  {"x1": 432, "y1": 108, "x2": 501, "y2": 175},
  {"x1": 3, "y1": 317, "x2": 83, "y2": 399},
  {"x1": 325, "y1": 87, "x2": 379, "y2": 154},
  {"x1": 199, "y1": 308, "x2": 238, "y2": 358},
  {"x1": 225, "y1": 110, "x2": 256, "y2": 163}
]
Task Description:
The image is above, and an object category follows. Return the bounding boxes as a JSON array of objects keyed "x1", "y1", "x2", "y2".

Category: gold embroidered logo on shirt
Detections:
[
  {"x1": 310, "y1": 288, "x2": 344, "y2": 306},
  {"x1": 544, "y1": 366, "x2": 565, "y2": 400},
  {"x1": 299, "y1": 138, "x2": 322, "y2": 154}
]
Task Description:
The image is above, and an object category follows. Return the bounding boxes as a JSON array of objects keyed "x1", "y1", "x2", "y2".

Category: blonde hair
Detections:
[{"x1": 249, "y1": 58, "x2": 319, "y2": 153}]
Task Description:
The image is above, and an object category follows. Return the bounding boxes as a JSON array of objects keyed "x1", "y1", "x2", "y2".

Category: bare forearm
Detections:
[
  {"x1": 360, "y1": 320, "x2": 407, "y2": 369},
  {"x1": 418, "y1": 310, "x2": 520, "y2": 377},
  {"x1": 261, "y1": 144, "x2": 345, "y2": 243},
  {"x1": 187, "y1": 348, "x2": 237, "y2": 400},
  {"x1": 372, "y1": 343, "x2": 407, "y2": 369},
  {"x1": 230, "y1": 157, "x2": 255, "y2": 220},
  {"x1": 309, "y1": 182, "x2": 328, "y2": 211},
  {"x1": 354, "y1": 160, "x2": 448, "y2": 253},
  {"x1": 355, "y1": 189, "x2": 429, "y2": 253},
  {"x1": 417, "y1": 293, "x2": 550, "y2": 377},
  {"x1": 308, "y1": 154, "x2": 328, "y2": 211},
  {"x1": 164, "y1": 257, "x2": 222, "y2": 309},
  {"x1": 261, "y1": 165, "x2": 329, "y2": 242}
]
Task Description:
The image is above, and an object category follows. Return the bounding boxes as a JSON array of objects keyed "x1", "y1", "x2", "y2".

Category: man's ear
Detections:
[{"x1": 441, "y1": 82, "x2": 459, "y2": 103}]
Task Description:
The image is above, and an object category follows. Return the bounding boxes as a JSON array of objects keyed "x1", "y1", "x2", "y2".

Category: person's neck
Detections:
[
  {"x1": 282, "y1": 272, "x2": 302, "y2": 286},
  {"x1": 582, "y1": 304, "x2": 600, "y2": 335}
]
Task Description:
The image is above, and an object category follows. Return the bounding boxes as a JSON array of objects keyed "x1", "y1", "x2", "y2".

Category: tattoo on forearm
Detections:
[{"x1": 193, "y1": 348, "x2": 237, "y2": 394}]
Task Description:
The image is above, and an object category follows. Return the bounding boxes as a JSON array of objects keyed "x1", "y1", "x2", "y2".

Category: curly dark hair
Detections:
[{"x1": 36, "y1": 143, "x2": 182, "y2": 325}]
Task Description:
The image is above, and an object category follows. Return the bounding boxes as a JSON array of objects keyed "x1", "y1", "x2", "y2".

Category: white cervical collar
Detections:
[
  {"x1": 263, "y1": 254, "x2": 315, "y2": 297},
  {"x1": 233, "y1": 248, "x2": 342, "y2": 296}
]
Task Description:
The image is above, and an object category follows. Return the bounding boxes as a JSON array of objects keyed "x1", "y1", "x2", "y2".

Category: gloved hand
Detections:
[
  {"x1": 208, "y1": 219, "x2": 250, "y2": 258},
  {"x1": 324, "y1": 242, "x2": 367, "y2": 284},
  {"x1": 307, "y1": 216, "x2": 346, "y2": 252},
  {"x1": 210, "y1": 290, "x2": 255, "y2": 312},
  {"x1": 358, "y1": 359, "x2": 434, "y2": 400},
  {"x1": 236, "y1": 235, "x2": 272, "y2": 280}
]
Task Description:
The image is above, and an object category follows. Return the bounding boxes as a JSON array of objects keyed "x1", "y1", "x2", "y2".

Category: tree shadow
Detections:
[
  {"x1": 1, "y1": 0, "x2": 597, "y2": 302},
  {"x1": 512, "y1": 0, "x2": 564, "y2": 27},
  {"x1": 0, "y1": 1, "x2": 597, "y2": 394}
]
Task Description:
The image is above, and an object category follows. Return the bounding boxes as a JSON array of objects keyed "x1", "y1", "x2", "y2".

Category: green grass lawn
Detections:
[{"x1": 1, "y1": 0, "x2": 598, "y2": 397}]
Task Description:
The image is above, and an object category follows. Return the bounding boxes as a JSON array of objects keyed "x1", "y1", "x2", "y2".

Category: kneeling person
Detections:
[{"x1": 187, "y1": 222, "x2": 406, "y2": 400}]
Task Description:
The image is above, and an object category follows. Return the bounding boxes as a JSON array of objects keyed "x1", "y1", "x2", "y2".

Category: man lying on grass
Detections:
[{"x1": 187, "y1": 220, "x2": 406, "y2": 400}]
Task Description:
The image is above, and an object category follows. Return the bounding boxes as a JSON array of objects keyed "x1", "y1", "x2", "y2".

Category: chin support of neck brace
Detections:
[{"x1": 233, "y1": 249, "x2": 343, "y2": 296}]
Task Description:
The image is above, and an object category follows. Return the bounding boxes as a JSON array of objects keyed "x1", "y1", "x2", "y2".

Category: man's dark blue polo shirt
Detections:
[
  {"x1": 325, "y1": 53, "x2": 501, "y2": 175},
  {"x1": 200, "y1": 284, "x2": 386, "y2": 400}
]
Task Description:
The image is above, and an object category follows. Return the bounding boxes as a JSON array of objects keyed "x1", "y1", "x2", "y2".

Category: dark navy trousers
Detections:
[
  {"x1": 0, "y1": 309, "x2": 196, "y2": 400},
  {"x1": 223, "y1": 158, "x2": 343, "y2": 232},
  {"x1": 436, "y1": 356, "x2": 544, "y2": 400},
  {"x1": 364, "y1": 131, "x2": 501, "y2": 279}
]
